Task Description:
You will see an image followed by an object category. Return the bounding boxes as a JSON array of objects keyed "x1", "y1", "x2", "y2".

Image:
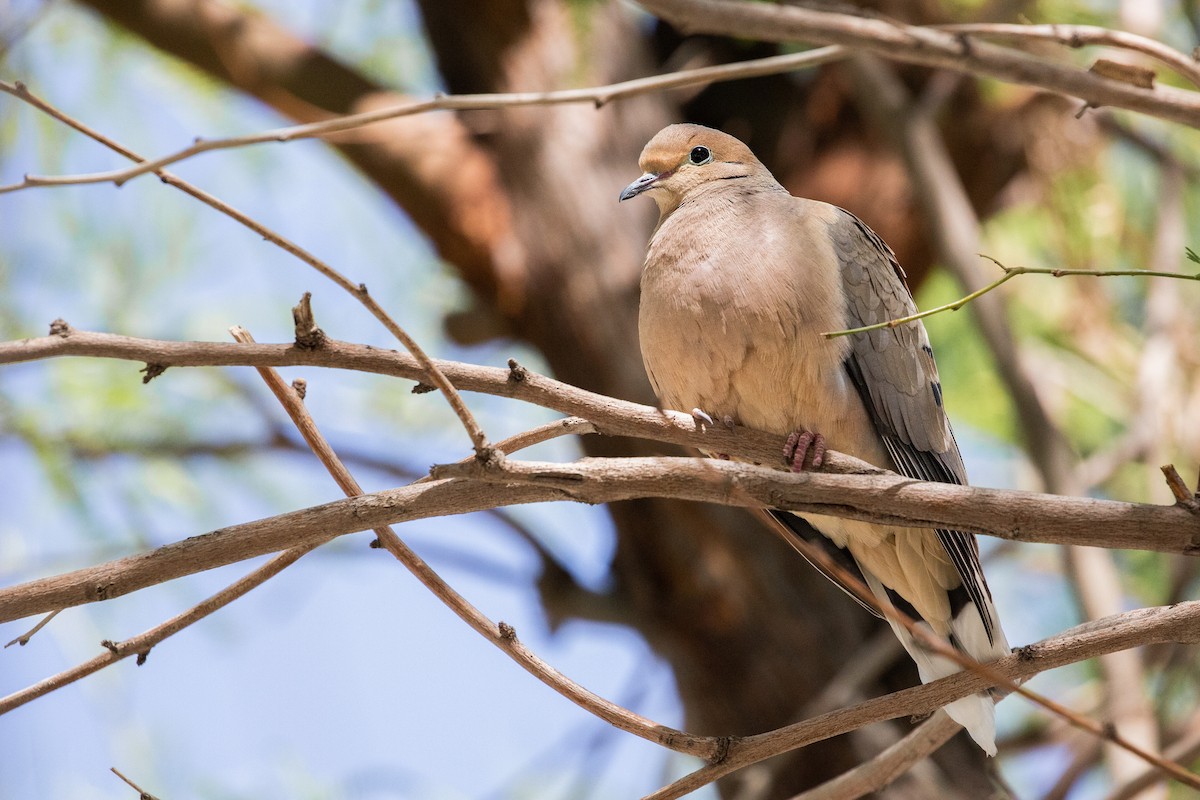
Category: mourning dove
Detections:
[{"x1": 621, "y1": 123, "x2": 1009, "y2": 754}]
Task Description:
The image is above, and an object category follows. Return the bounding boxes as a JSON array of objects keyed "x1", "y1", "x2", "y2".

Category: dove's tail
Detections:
[{"x1": 862, "y1": 571, "x2": 1009, "y2": 755}]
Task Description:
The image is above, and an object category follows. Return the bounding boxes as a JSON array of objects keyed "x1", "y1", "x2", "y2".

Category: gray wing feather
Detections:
[{"x1": 830, "y1": 210, "x2": 997, "y2": 643}]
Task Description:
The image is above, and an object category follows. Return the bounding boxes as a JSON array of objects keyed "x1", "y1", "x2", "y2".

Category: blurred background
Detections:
[{"x1": 1, "y1": 0, "x2": 1199, "y2": 798}]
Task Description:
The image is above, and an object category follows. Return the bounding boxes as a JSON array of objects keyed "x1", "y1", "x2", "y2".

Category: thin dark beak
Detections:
[{"x1": 619, "y1": 172, "x2": 661, "y2": 202}]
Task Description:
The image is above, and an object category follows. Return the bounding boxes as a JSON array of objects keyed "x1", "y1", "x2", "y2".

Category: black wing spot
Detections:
[{"x1": 932, "y1": 381, "x2": 943, "y2": 408}]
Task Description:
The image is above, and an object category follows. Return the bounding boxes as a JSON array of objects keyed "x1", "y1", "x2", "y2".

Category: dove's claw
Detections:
[
  {"x1": 785, "y1": 430, "x2": 827, "y2": 471},
  {"x1": 691, "y1": 408, "x2": 714, "y2": 429}
]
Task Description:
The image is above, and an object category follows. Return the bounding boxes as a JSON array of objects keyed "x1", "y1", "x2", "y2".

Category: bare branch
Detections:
[
  {"x1": 823, "y1": 260, "x2": 1200, "y2": 339},
  {"x1": 636, "y1": 0, "x2": 1200, "y2": 128},
  {"x1": 110, "y1": 767, "x2": 161, "y2": 800},
  {"x1": 3, "y1": 609, "x2": 61, "y2": 648},
  {"x1": 789, "y1": 712, "x2": 961, "y2": 800},
  {"x1": 1107, "y1": 712, "x2": 1200, "y2": 800},
  {"x1": 0, "y1": 46, "x2": 844, "y2": 191},
  {"x1": 641, "y1": 602, "x2": 1200, "y2": 800},
  {"x1": 938, "y1": 23, "x2": 1200, "y2": 88},
  {"x1": 3, "y1": 446, "x2": 1195, "y2": 627},
  {"x1": 0, "y1": 541, "x2": 318, "y2": 715}
]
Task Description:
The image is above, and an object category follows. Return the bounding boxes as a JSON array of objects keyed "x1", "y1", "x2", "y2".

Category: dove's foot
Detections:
[{"x1": 784, "y1": 430, "x2": 827, "y2": 471}]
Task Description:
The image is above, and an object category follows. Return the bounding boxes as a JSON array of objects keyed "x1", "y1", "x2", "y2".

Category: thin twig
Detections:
[
  {"x1": 0, "y1": 79, "x2": 489, "y2": 458},
  {"x1": 824, "y1": 258, "x2": 1200, "y2": 338},
  {"x1": 0, "y1": 543, "x2": 316, "y2": 715},
  {"x1": 638, "y1": 602, "x2": 1200, "y2": 800},
  {"x1": 4, "y1": 608, "x2": 61, "y2": 648},
  {"x1": 0, "y1": 47, "x2": 845, "y2": 192},
  {"x1": 789, "y1": 713, "x2": 961, "y2": 800},
  {"x1": 110, "y1": 767, "x2": 161, "y2": 800},
  {"x1": 938, "y1": 23, "x2": 1200, "y2": 88},
  {"x1": 1107, "y1": 712, "x2": 1200, "y2": 800},
  {"x1": 636, "y1": 0, "x2": 1200, "y2": 128}
]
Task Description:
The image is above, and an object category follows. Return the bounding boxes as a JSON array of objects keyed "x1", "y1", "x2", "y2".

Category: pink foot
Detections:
[{"x1": 784, "y1": 430, "x2": 827, "y2": 471}]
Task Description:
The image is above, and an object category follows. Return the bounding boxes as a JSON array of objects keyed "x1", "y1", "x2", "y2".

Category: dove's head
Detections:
[{"x1": 619, "y1": 124, "x2": 766, "y2": 215}]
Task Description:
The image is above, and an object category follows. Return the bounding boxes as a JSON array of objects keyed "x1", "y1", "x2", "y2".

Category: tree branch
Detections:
[
  {"x1": 789, "y1": 712, "x2": 961, "y2": 800},
  {"x1": 2, "y1": 445, "x2": 1195, "y2": 626},
  {"x1": 0, "y1": 46, "x2": 845, "y2": 193},
  {"x1": 642, "y1": 602, "x2": 1200, "y2": 800},
  {"x1": 636, "y1": 0, "x2": 1200, "y2": 128},
  {"x1": 823, "y1": 261, "x2": 1200, "y2": 338},
  {"x1": 938, "y1": 23, "x2": 1200, "y2": 88}
]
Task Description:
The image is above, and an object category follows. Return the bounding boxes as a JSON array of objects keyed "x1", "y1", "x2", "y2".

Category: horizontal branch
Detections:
[
  {"x1": 637, "y1": 0, "x2": 1200, "y2": 128},
  {"x1": 0, "y1": 477, "x2": 557, "y2": 624},
  {"x1": 0, "y1": 328, "x2": 854, "y2": 471},
  {"x1": 3, "y1": 447, "x2": 1196, "y2": 625},
  {"x1": 436, "y1": 457, "x2": 1199, "y2": 554}
]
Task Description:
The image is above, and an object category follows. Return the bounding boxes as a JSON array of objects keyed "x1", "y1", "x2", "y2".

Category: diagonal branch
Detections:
[
  {"x1": 640, "y1": 602, "x2": 1200, "y2": 800},
  {"x1": 0, "y1": 80, "x2": 489, "y2": 456},
  {"x1": 789, "y1": 712, "x2": 962, "y2": 800}
]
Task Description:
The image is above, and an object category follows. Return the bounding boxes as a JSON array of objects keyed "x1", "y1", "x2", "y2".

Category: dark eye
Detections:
[{"x1": 689, "y1": 146, "x2": 712, "y2": 165}]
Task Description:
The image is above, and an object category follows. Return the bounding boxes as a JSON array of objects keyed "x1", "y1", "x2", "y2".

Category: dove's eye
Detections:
[{"x1": 689, "y1": 146, "x2": 712, "y2": 165}]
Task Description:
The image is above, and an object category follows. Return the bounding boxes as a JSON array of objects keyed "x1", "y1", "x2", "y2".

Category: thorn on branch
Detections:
[
  {"x1": 101, "y1": 639, "x2": 119, "y2": 654},
  {"x1": 136, "y1": 650, "x2": 149, "y2": 666},
  {"x1": 506, "y1": 358, "x2": 528, "y2": 383},
  {"x1": 48, "y1": 318, "x2": 71, "y2": 337},
  {"x1": 368, "y1": 538, "x2": 381, "y2": 549},
  {"x1": 497, "y1": 621, "x2": 517, "y2": 641},
  {"x1": 411, "y1": 382, "x2": 436, "y2": 394},
  {"x1": 140, "y1": 363, "x2": 167, "y2": 384},
  {"x1": 291, "y1": 292, "x2": 327, "y2": 350}
]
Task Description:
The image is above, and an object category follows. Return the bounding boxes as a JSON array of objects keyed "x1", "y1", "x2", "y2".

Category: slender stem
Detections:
[
  {"x1": 0, "y1": 49, "x2": 848, "y2": 191},
  {"x1": 3, "y1": 609, "x2": 61, "y2": 648},
  {"x1": 824, "y1": 258, "x2": 1200, "y2": 338}
]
